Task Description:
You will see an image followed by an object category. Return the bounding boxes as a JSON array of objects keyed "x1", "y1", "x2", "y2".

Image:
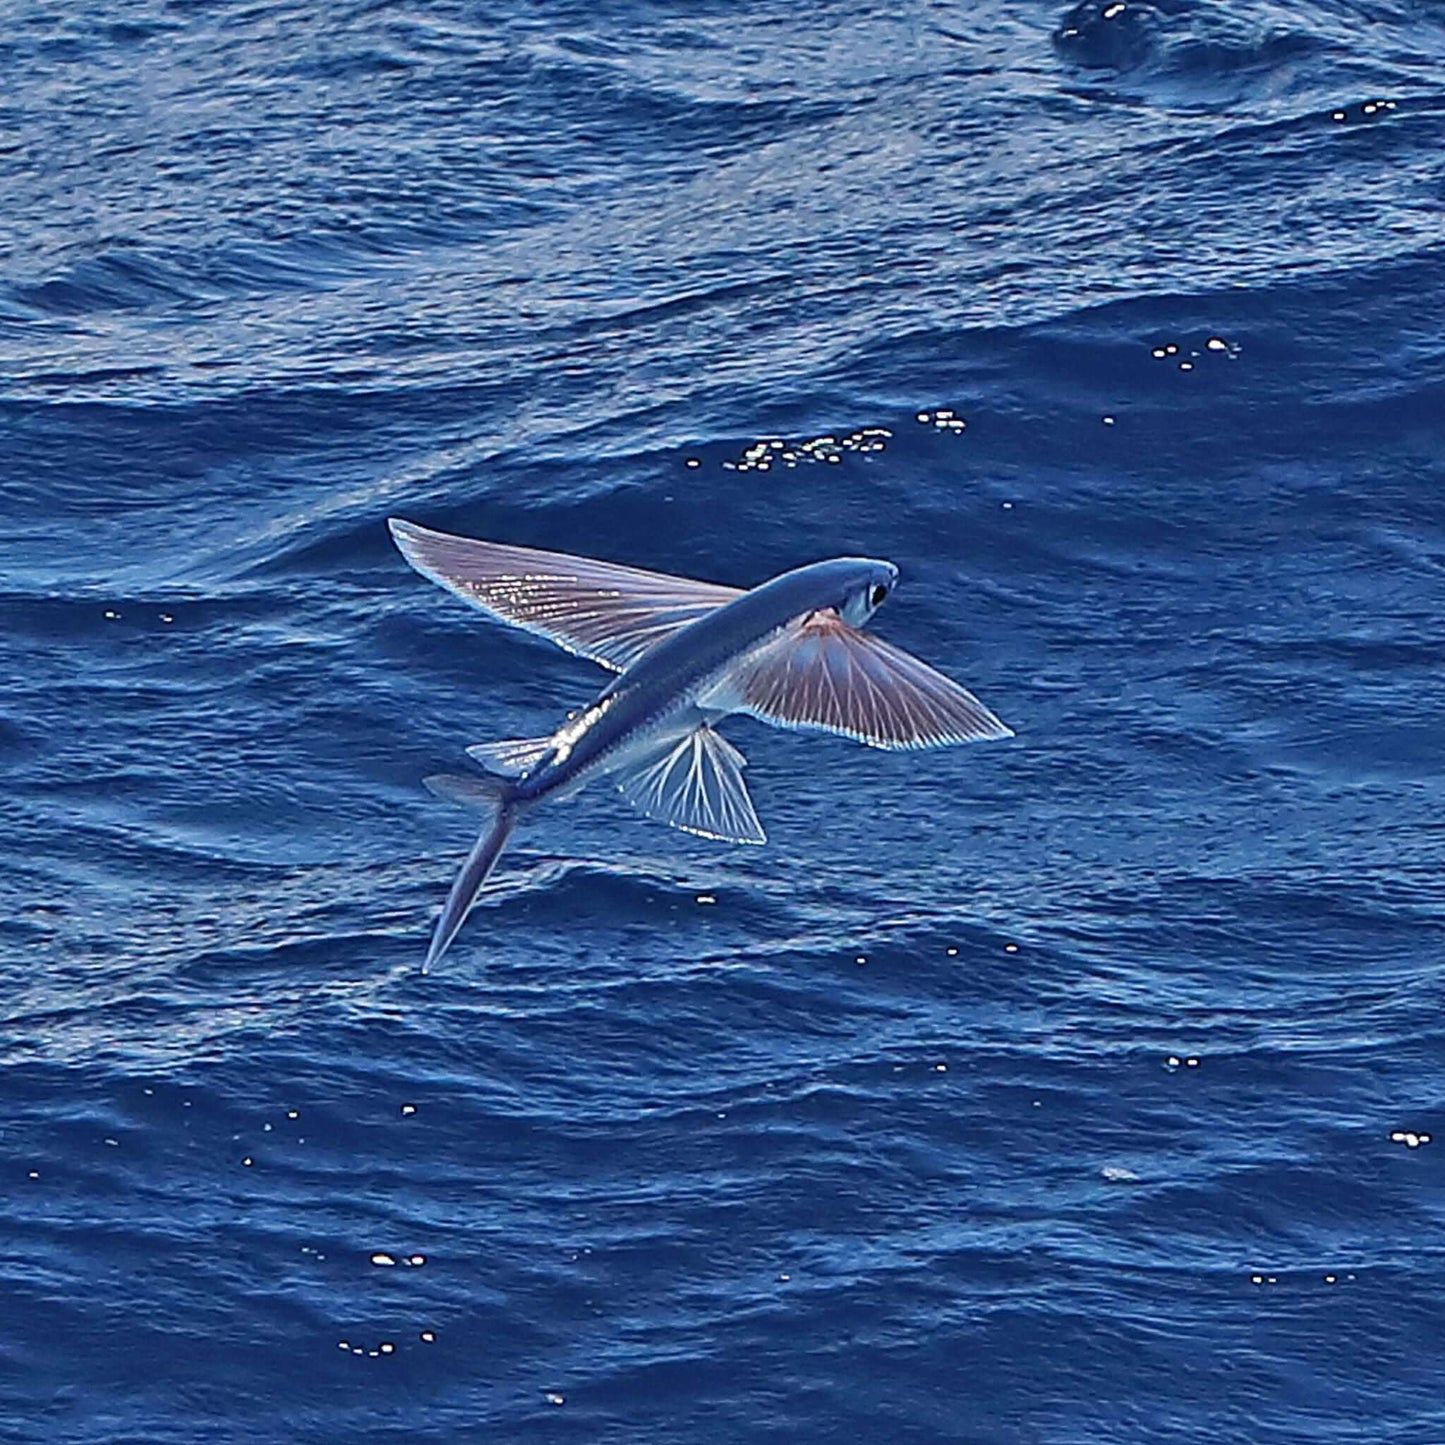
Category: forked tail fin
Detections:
[{"x1": 419, "y1": 771, "x2": 517, "y2": 973}]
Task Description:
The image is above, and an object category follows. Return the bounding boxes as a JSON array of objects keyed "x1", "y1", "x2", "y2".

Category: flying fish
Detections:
[{"x1": 389, "y1": 518, "x2": 1012, "y2": 970}]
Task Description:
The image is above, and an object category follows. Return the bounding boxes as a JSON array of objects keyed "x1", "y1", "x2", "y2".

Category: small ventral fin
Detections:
[
  {"x1": 389, "y1": 517, "x2": 742, "y2": 673},
  {"x1": 711, "y1": 610, "x2": 1013, "y2": 751},
  {"x1": 466, "y1": 735, "x2": 553, "y2": 777},
  {"x1": 615, "y1": 726, "x2": 766, "y2": 845}
]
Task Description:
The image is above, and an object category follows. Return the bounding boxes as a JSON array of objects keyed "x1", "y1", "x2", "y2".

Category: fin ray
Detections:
[
  {"x1": 389, "y1": 518, "x2": 741, "y2": 672},
  {"x1": 711, "y1": 611, "x2": 1012, "y2": 750},
  {"x1": 466, "y1": 735, "x2": 553, "y2": 777},
  {"x1": 614, "y1": 726, "x2": 765, "y2": 844}
]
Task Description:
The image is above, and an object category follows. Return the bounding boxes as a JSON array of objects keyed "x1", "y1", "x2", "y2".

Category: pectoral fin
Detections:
[
  {"x1": 704, "y1": 610, "x2": 1012, "y2": 750},
  {"x1": 389, "y1": 518, "x2": 742, "y2": 672},
  {"x1": 614, "y1": 726, "x2": 766, "y2": 844}
]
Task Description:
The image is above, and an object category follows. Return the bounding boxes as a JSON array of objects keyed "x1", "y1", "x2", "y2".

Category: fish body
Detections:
[
  {"x1": 389, "y1": 519, "x2": 1011, "y2": 970},
  {"x1": 512, "y1": 558, "x2": 896, "y2": 805}
]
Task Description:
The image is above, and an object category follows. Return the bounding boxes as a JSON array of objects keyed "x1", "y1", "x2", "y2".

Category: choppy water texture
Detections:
[{"x1": 4, "y1": 0, "x2": 1445, "y2": 1440}]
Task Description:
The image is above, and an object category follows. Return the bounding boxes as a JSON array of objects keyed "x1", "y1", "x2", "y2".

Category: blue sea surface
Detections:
[{"x1": 3, "y1": 0, "x2": 1444, "y2": 1440}]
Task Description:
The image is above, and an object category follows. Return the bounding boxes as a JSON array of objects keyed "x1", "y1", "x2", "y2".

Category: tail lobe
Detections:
[{"x1": 423, "y1": 801, "x2": 518, "y2": 974}]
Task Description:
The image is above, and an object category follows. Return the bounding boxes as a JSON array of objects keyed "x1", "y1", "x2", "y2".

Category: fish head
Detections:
[{"x1": 835, "y1": 558, "x2": 900, "y2": 626}]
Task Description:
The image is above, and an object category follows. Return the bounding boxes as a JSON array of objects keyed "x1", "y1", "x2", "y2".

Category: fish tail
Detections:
[{"x1": 422, "y1": 792, "x2": 518, "y2": 974}]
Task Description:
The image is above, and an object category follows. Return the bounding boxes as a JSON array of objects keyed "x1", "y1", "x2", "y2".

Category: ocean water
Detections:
[{"x1": 3, "y1": 0, "x2": 1444, "y2": 1439}]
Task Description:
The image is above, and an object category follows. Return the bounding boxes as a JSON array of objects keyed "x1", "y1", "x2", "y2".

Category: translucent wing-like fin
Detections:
[
  {"x1": 466, "y1": 736, "x2": 554, "y2": 777},
  {"x1": 389, "y1": 518, "x2": 742, "y2": 672},
  {"x1": 716, "y1": 611, "x2": 1013, "y2": 750},
  {"x1": 614, "y1": 726, "x2": 766, "y2": 844}
]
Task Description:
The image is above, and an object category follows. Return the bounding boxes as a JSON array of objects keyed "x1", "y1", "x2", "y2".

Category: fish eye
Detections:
[{"x1": 870, "y1": 583, "x2": 888, "y2": 607}]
